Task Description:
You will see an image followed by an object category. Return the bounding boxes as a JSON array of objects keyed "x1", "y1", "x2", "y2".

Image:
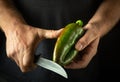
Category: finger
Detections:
[
  {"x1": 37, "y1": 28, "x2": 63, "y2": 39},
  {"x1": 9, "y1": 54, "x2": 20, "y2": 66},
  {"x1": 12, "y1": 56, "x2": 20, "y2": 66},
  {"x1": 65, "y1": 38, "x2": 99, "y2": 69},
  {"x1": 75, "y1": 26, "x2": 98, "y2": 51},
  {"x1": 18, "y1": 51, "x2": 36, "y2": 72},
  {"x1": 23, "y1": 53, "x2": 37, "y2": 72}
]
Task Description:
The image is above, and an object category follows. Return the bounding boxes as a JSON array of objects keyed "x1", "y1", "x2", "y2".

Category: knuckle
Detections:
[
  {"x1": 20, "y1": 65, "x2": 29, "y2": 72},
  {"x1": 21, "y1": 65, "x2": 33, "y2": 73},
  {"x1": 49, "y1": 30, "x2": 55, "y2": 38},
  {"x1": 80, "y1": 39, "x2": 88, "y2": 46},
  {"x1": 7, "y1": 52, "x2": 15, "y2": 58},
  {"x1": 21, "y1": 68, "x2": 28, "y2": 73},
  {"x1": 7, "y1": 53, "x2": 11, "y2": 58}
]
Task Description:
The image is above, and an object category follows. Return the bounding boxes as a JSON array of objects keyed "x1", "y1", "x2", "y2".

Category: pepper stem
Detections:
[{"x1": 76, "y1": 20, "x2": 83, "y2": 27}]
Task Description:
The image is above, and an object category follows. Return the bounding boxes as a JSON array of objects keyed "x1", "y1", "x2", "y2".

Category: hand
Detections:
[
  {"x1": 65, "y1": 23, "x2": 100, "y2": 69},
  {"x1": 5, "y1": 24, "x2": 63, "y2": 72}
]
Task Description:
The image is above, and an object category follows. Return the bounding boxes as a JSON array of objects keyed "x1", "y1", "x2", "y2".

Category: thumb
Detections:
[
  {"x1": 75, "y1": 27, "x2": 98, "y2": 51},
  {"x1": 37, "y1": 28, "x2": 63, "y2": 39}
]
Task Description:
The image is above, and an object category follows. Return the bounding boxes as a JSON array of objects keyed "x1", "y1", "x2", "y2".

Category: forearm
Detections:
[
  {"x1": 88, "y1": 0, "x2": 120, "y2": 37},
  {"x1": 0, "y1": 0, "x2": 26, "y2": 35}
]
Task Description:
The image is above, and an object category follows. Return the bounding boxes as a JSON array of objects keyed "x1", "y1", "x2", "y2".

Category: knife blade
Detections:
[{"x1": 35, "y1": 57, "x2": 68, "y2": 78}]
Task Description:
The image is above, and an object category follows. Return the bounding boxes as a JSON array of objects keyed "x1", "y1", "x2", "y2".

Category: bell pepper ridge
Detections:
[{"x1": 53, "y1": 20, "x2": 85, "y2": 66}]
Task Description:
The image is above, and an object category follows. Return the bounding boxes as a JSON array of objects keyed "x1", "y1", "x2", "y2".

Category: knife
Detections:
[{"x1": 35, "y1": 56, "x2": 68, "y2": 78}]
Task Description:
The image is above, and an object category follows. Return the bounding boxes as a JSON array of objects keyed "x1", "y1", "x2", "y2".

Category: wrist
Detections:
[
  {"x1": 1, "y1": 20, "x2": 26, "y2": 37},
  {"x1": 0, "y1": 0, "x2": 26, "y2": 35}
]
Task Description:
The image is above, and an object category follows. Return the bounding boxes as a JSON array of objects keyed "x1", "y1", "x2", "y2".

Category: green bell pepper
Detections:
[{"x1": 53, "y1": 20, "x2": 85, "y2": 66}]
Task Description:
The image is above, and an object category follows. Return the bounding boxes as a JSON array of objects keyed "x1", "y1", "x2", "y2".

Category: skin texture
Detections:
[
  {"x1": 65, "y1": 0, "x2": 120, "y2": 69},
  {"x1": 0, "y1": 0, "x2": 63, "y2": 72},
  {"x1": 0, "y1": 0, "x2": 120, "y2": 72}
]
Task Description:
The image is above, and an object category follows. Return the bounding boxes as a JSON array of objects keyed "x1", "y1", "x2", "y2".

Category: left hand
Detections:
[{"x1": 65, "y1": 23, "x2": 100, "y2": 69}]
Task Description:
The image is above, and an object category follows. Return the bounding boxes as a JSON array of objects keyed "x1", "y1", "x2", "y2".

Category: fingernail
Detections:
[{"x1": 75, "y1": 43, "x2": 83, "y2": 51}]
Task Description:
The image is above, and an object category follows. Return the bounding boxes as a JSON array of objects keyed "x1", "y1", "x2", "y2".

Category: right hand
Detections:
[{"x1": 5, "y1": 23, "x2": 63, "y2": 72}]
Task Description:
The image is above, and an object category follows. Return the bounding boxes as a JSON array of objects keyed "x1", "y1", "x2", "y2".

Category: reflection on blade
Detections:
[{"x1": 36, "y1": 57, "x2": 68, "y2": 78}]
